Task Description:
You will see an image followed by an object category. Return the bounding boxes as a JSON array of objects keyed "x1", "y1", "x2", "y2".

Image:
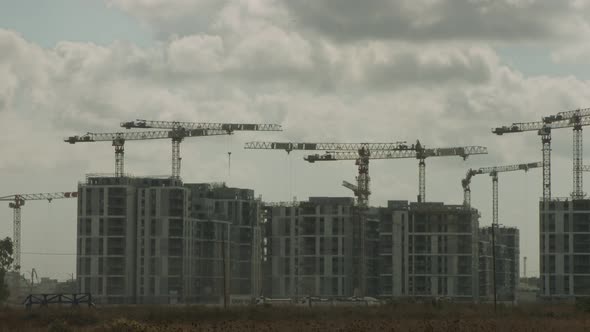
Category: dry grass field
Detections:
[{"x1": 0, "y1": 303, "x2": 589, "y2": 331}]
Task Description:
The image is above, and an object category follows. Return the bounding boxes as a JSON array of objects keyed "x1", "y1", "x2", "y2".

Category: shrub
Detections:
[
  {"x1": 575, "y1": 297, "x2": 590, "y2": 312},
  {"x1": 47, "y1": 319, "x2": 73, "y2": 332},
  {"x1": 105, "y1": 318, "x2": 149, "y2": 332}
]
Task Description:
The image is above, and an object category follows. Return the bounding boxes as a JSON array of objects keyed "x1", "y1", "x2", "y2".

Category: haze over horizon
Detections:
[{"x1": 1, "y1": 0, "x2": 590, "y2": 280}]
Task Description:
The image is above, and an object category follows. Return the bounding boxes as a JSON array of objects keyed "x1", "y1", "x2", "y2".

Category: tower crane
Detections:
[
  {"x1": 460, "y1": 162, "x2": 541, "y2": 309},
  {"x1": 244, "y1": 141, "x2": 413, "y2": 207},
  {"x1": 65, "y1": 129, "x2": 228, "y2": 179},
  {"x1": 544, "y1": 108, "x2": 590, "y2": 199},
  {"x1": 461, "y1": 161, "x2": 542, "y2": 211},
  {"x1": 121, "y1": 120, "x2": 283, "y2": 179},
  {"x1": 0, "y1": 192, "x2": 78, "y2": 270},
  {"x1": 493, "y1": 108, "x2": 590, "y2": 200},
  {"x1": 304, "y1": 143, "x2": 488, "y2": 204}
]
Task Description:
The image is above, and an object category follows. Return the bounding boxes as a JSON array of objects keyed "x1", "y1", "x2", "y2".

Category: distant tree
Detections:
[{"x1": 0, "y1": 237, "x2": 14, "y2": 303}]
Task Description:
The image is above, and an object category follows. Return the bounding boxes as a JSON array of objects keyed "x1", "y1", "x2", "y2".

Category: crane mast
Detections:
[
  {"x1": 493, "y1": 108, "x2": 590, "y2": 200},
  {"x1": 123, "y1": 120, "x2": 283, "y2": 179},
  {"x1": 0, "y1": 192, "x2": 78, "y2": 270}
]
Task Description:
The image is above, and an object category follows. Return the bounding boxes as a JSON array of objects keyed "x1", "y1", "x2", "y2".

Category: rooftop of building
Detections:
[
  {"x1": 480, "y1": 225, "x2": 519, "y2": 232},
  {"x1": 82, "y1": 174, "x2": 183, "y2": 187},
  {"x1": 185, "y1": 182, "x2": 255, "y2": 200},
  {"x1": 540, "y1": 198, "x2": 590, "y2": 211},
  {"x1": 264, "y1": 196, "x2": 355, "y2": 208},
  {"x1": 383, "y1": 200, "x2": 475, "y2": 213}
]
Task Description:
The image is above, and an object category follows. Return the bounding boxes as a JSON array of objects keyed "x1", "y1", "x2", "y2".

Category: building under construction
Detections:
[
  {"x1": 379, "y1": 201, "x2": 481, "y2": 301},
  {"x1": 77, "y1": 175, "x2": 185, "y2": 304},
  {"x1": 184, "y1": 183, "x2": 261, "y2": 304},
  {"x1": 261, "y1": 197, "x2": 380, "y2": 298},
  {"x1": 479, "y1": 226, "x2": 519, "y2": 302},
  {"x1": 262, "y1": 198, "x2": 492, "y2": 301},
  {"x1": 76, "y1": 175, "x2": 261, "y2": 304},
  {"x1": 540, "y1": 199, "x2": 590, "y2": 298},
  {"x1": 77, "y1": 175, "x2": 520, "y2": 303}
]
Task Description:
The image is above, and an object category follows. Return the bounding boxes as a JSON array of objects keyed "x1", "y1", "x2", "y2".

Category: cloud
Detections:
[
  {"x1": 1, "y1": 24, "x2": 587, "y2": 158},
  {"x1": 107, "y1": 0, "x2": 225, "y2": 38},
  {"x1": 552, "y1": 44, "x2": 590, "y2": 64},
  {"x1": 167, "y1": 35, "x2": 225, "y2": 73},
  {"x1": 283, "y1": 0, "x2": 590, "y2": 43},
  {"x1": 111, "y1": 0, "x2": 590, "y2": 44}
]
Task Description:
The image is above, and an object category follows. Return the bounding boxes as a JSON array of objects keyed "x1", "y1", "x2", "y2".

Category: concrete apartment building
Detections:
[
  {"x1": 77, "y1": 176, "x2": 140, "y2": 304},
  {"x1": 77, "y1": 175, "x2": 185, "y2": 304},
  {"x1": 262, "y1": 197, "x2": 380, "y2": 298},
  {"x1": 184, "y1": 183, "x2": 262, "y2": 304},
  {"x1": 478, "y1": 238, "x2": 493, "y2": 300},
  {"x1": 77, "y1": 175, "x2": 518, "y2": 303},
  {"x1": 540, "y1": 199, "x2": 590, "y2": 298},
  {"x1": 77, "y1": 175, "x2": 261, "y2": 304},
  {"x1": 479, "y1": 226, "x2": 519, "y2": 302},
  {"x1": 378, "y1": 200, "x2": 408, "y2": 297},
  {"x1": 135, "y1": 179, "x2": 187, "y2": 304},
  {"x1": 379, "y1": 201, "x2": 481, "y2": 301}
]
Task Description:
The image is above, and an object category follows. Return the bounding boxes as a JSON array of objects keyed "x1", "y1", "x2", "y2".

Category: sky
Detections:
[{"x1": 1, "y1": 0, "x2": 590, "y2": 280}]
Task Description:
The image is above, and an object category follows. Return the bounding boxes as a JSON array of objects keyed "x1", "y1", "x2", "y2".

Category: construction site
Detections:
[{"x1": 3, "y1": 110, "x2": 590, "y2": 306}]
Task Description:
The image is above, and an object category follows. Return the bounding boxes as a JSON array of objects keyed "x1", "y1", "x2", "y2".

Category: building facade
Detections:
[
  {"x1": 77, "y1": 176, "x2": 142, "y2": 304},
  {"x1": 184, "y1": 183, "x2": 261, "y2": 304},
  {"x1": 263, "y1": 197, "x2": 361, "y2": 298},
  {"x1": 77, "y1": 176, "x2": 261, "y2": 304},
  {"x1": 135, "y1": 181, "x2": 187, "y2": 304},
  {"x1": 77, "y1": 176, "x2": 519, "y2": 303},
  {"x1": 379, "y1": 201, "x2": 480, "y2": 301},
  {"x1": 378, "y1": 201, "x2": 408, "y2": 297},
  {"x1": 479, "y1": 226, "x2": 519, "y2": 302},
  {"x1": 540, "y1": 199, "x2": 590, "y2": 298}
]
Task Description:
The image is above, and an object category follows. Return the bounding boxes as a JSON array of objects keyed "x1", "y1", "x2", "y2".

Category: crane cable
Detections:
[
  {"x1": 524, "y1": 172, "x2": 530, "y2": 278},
  {"x1": 292, "y1": 152, "x2": 297, "y2": 202},
  {"x1": 287, "y1": 152, "x2": 292, "y2": 202},
  {"x1": 226, "y1": 135, "x2": 232, "y2": 183}
]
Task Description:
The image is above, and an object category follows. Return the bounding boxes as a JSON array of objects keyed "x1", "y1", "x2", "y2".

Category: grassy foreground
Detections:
[{"x1": 0, "y1": 303, "x2": 589, "y2": 331}]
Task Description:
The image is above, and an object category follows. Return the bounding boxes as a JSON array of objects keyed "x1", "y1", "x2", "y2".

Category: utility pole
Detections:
[
  {"x1": 491, "y1": 224, "x2": 497, "y2": 313},
  {"x1": 524, "y1": 257, "x2": 527, "y2": 278},
  {"x1": 69, "y1": 273, "x2": 76, "y2": 293},
  {"x1": 222, "y1": 223, "x2": 230, "y2": 308},
  {"x1": 29, "y1": 268, "x2": 37, "y2": 294}
]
